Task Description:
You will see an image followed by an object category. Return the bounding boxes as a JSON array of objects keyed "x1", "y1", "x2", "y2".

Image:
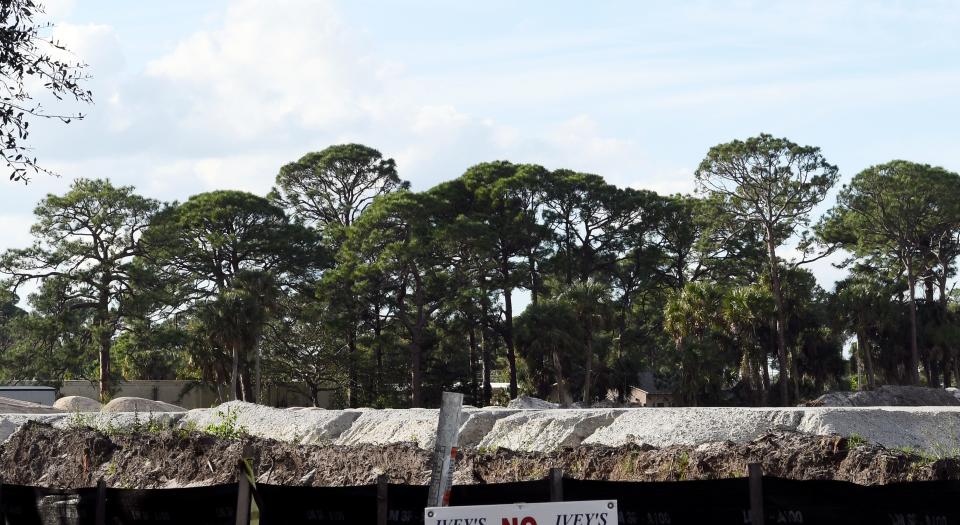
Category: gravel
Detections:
[
  {"x1": 507, "y1": 396, "x2": 559, "y2": 409},
  {"x1": 479, "y1": 409, "x2": 622, "y2": 452},
  {"x1": 4, "y1": 401, "x2": 960, "y2": 455},
  {"x1": 179, "y1": 400, "x2": 361, "y2": 445},
  {"x1": 582, "y1": 407, "x2": 804, "y2": 448},
  {"x1": 812, "y1": 385, "x2": 960, "y2": 407}
]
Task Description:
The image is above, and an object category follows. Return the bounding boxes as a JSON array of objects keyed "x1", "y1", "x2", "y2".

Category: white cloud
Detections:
[
  {"x1": 146, "y1": 0, "x2": 381, "y2": 141},
  {"x1": 40, "y1": 0, "x2": 76, "y2": 19},
  {"x1": 0, "y1": 214, "x2": 36, "y2": 249},
  {"x1": 192, "y1": 155, "x2": 285, "y2": 195},
  {"x1": 411, "y1": 105, "x2": 470, "y2": 135},
  {"x1": 53, "y1": 23, "x2": 125, "y2": 75}
]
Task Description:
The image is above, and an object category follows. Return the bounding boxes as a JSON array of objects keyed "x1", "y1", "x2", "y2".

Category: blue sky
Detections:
[{"x1": 3, "y1": 0, "x2": 960, "y2": 296}]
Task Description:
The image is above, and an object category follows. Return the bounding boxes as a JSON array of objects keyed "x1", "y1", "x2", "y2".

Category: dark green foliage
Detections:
[
  {"x1": 0, "y1": 179, "x2": 159, "y2": 399},
  {"x1": 3, "y1": 139, "x2": 960, "y2": 408}
]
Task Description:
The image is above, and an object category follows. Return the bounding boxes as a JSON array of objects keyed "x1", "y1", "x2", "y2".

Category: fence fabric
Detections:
[
  {"x1": 564, "y1": 477, "x2": 750, "y2": 525},
  {"x1": 2, "y1": 474, "x2": 960, "y2": 525},
  {"x1": 0, "y1": 485, "x2": 97, "y2": 525},
  {"x1": 105, "y1": 484, "x2": 238, "y2": 525}
]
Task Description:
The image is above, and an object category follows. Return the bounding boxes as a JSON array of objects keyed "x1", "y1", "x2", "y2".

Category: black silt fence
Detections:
[{"x1": 2, "y1": 468, "x2": 960, "y2": 525}]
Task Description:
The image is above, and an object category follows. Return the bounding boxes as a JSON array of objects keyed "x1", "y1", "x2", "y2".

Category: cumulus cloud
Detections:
[
  {"x1": 145, "y1": 0, "x2": 383, "y2": 141},
  {"x1": 53, "y1": 23, "x2": 125, "y2": 75}
]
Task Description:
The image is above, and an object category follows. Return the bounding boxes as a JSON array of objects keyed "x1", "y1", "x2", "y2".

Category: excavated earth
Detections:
[{"x1": 2, "y1": 422, "x2": 958, "y2": 489}]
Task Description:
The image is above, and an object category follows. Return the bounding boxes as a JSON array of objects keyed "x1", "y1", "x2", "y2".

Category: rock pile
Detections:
[{"x1": 811, "y1": 385, "x2": 960, "y2": 407}]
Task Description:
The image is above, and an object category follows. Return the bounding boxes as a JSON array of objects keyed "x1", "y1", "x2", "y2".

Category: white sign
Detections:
[{"x1": 425, "y1": 500, "x2": 618, "y2": 525}]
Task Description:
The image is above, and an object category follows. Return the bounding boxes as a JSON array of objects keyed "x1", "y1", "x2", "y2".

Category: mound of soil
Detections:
[
  {"x1": 101, "y1": 397, "x2": 184, "y2": 413},
  {"x1": 53, "y1": 396, "x2": 101, "y2": 412},
  {"x1": 1, "y1": 422, "x2": 958, "y2": 489},
  {"x1": 809, "y1": 385, "x2": 960, "y2": 406}
]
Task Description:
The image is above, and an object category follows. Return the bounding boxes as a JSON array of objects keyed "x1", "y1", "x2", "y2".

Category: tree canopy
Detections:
[{"x1": 3, "y1": 139, "x2": 959, "y2": 409}]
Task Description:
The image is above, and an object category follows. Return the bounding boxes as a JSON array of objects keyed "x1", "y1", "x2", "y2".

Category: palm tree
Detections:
[
  {"x1": 723, "y1": 285, "x2": 774, "y2": 404},
  {"x1": 516, "y1": 299, "x2": 583, "y2": 406},
  {"x1": 557, "y1": 279, "x2": 611, "y2": 403},
  {"x1": 664, "y1": 282, "x2": 727, "y2": 406},
  {"x1": 196, "y1": 271, "x2": 279, "y2": 401},
  {"x1": 834, "y1": 270, "x2": 900, "y2": 390}
]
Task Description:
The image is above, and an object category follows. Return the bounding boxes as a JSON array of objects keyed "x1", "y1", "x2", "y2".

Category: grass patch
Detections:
[
  {"x1": 202, "y1": 407, "x2": 248, "y2": 440},
  {"x1": 674, "y1": 451, "x2": 690, "y2": 481},
  {"x1": 845, "y1": 433, "x2": 868, "y2": 449}
]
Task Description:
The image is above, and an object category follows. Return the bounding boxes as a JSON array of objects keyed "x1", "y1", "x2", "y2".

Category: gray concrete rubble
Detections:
[
  {"x1": 3, "y1": 402, "x2": 960, "y2": 454},
  {"x1": 479, "y1": 409, "x2": 621, "y2": 452},
  {"x1": 812, "y1": 385, "x2": 960, "y2": 407},
  {"x1": 179, "y1": 400, "x2": 361, "y2": 444},
  {"x1": 332, "y1": 407, "x2": 520, "y2": 449},
  {"x1": 582, "y1": 407, "x2": 804, "y2": 448},
  {"x1": 506, "y1": 396, "x2": 559, "y2": 409}
]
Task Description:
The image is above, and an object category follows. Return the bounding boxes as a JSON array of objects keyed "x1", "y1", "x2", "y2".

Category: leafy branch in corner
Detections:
[{"x1": 1, "y1": 0, "x2": 92, "y2": 182}]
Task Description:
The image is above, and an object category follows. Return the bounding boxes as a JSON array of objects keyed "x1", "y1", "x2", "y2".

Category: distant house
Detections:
[{"x1": 608, "y1": 372, "x2": 674, "y2": 407}]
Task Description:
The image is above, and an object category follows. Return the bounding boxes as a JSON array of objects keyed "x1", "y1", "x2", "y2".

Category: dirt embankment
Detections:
[{"x1": 1, "y1": 422, "x2": 958, "y2": 489}]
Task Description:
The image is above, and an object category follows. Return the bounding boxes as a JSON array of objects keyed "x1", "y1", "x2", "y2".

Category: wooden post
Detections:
[
  {"x1": 235, "y1": 462, "x2": 251, "y2": 525},
  {"x1": 748, "y1": 463, "x2": 764, "y2": 525},
  {"x1": 377, "y1": 474, "x2": 389, "y2": 525},
  {"x1": 427, "y1": 391, "x2": 464, "y2": 508},
  {"x1": 95, "y1": 478, "x2": 106, "y2": 525},
  {"x1": 549, "y1": 468, "x2": 564, "y2": 502}
]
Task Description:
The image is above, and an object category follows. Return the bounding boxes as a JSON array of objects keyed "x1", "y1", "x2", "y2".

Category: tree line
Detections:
[{"x1": 2, "y1": 136, "x2": 959, "y2": 408}]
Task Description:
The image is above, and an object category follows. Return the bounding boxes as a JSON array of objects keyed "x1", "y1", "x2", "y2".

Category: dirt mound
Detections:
[
  {"x1": 0, "y1": 422, "x2": 430, "y2": 489},
  {"x1": 102, "y1": 397, "x2": 184, "y2": 413},
  {"x1": 810, "y1": 386, "x2": 960, "y2": 407},
  {"x1": 53, "y1": 396, "x2": 102, "y2": 412},
  {"x1": 2, "y1": 423, "x2": 958, "y2": 489},
  {"x1": 507, "y1": 396, "x2": 558, "y2": 409}
]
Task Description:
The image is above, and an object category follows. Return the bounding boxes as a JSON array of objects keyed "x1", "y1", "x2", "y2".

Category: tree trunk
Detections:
[
  {"x1": 481, "y1": 328, "x2": 493, "y2": 406},
  {"x1": 468, "y1": 325, "x2": 478, "y2": 404},
  {"x1": 944, "y1": 354, "x2": 953, "y2": 388},
  {"x1": 254, "y1": 345, "x2": 261, "y2": 404},
  {"x1": 347, "y1": 329, "x2": 358, "y2": 408},
  {"x1": 374, "y1": 320, "x2": 383, "y2": 400},
  {"x1": 765, "y1": 230, "x2": 791, "y2": 405},
  {"x1": 760, "y1": 350, "x2": 770, "y2": 406},
  {"x1": 906, "y1": 259, "x2": 921, "y2": 385},
  {"x1": 752, "y1": 352, "x2": 764, "y2": 405},
  {"x1": 240, "y1": 369, "x2": 253, "y2": 402},
  {"x1": 529, "y1": 255, "x2": 539, "y2": 306},
  {"x1": 98, "y1": 329, "x2": 111, "y2": 403},
  {"x1": 790, "y1": 346, "x2": 801, "y2": 402},
  {"x1": 582, "y1": 323, "x2": 594, "y2": 403},
  {"x1": 410, "y1": 329, "x2": 423, "y2": 407},
  {"x1": 857, "y1": 325, "x2": 875, "y2": 389},
  {"x1": 853, "y1": 347, "x2": 863, "y2": 391},
  {"x1": 503, "y1": 285, "x2": 518, "y2": 399},
  {"x1": 231, "y1": 342, "x2": 240, "y2": 401},
  {"x1": 95, "y1": 287, "x2": 112, "y2": 403},
  {"x1": 552, "y1": 350, "x2": 572, "y2": 406}
]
